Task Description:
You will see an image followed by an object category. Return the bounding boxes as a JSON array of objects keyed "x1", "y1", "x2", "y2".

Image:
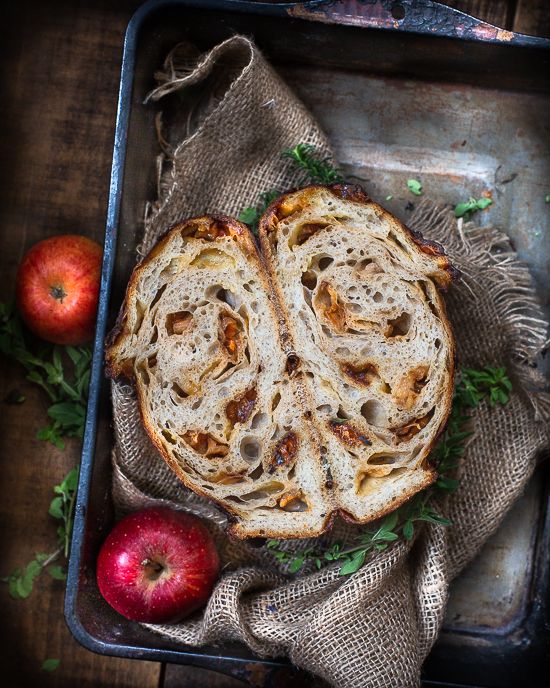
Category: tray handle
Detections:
[{"x1": 289, "y1": 0, "x2": 517, "y2": 44}]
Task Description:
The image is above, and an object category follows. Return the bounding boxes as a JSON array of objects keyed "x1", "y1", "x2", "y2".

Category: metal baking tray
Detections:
[{"x1": 65, "y1": 1, "x2": 550, "y2": 686}]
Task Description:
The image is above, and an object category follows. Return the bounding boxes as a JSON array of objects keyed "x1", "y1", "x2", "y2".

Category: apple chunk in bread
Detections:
[{"x1": 107, "y1": 188, "x2": 455, "y2": 540}]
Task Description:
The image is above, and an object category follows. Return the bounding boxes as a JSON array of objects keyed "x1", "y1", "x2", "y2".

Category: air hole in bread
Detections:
[
  {"x1": 150, "y1": 283, "x2": 168, "y2": 310},
  {"x1": 373, "y1": 292, "x2": 383, "y2": 303},
  {"x1": 166, "y1": 311, "x2": 193, "y2": 336},
  {"x1": 278, "y1": 493, "x2": 308, "y2": 512},
  {"x1": 316, "y1": 404, "x2": 332, "y2": 415},
  {"x1": 301, "y1": 271, "x2": 318, "y2": 290},
  {"x1": 133, "y1": 300, "x2": 147, "y2": 335},
  {"x1": 386, "y1": 312, "x2": 411, "y2": 337},
  {"x1": 212, "y1": 361, "x2": 235, "y2": 382},
  {"x1": 335, "y1": 347, "x2": 351, "y2": 356},
  {"x1": 368, "y1": 453, "x2": 400, "y2": 466},
  {"x1": 211, "y1": 472, "x2": 246, "y2": 486},
  {"x1": 147, "y1": 354, "x2": 157, "y2": 369},
  {"x1": 240, "y1": 482, "x2": 285, "y2": 501},
  {"x1": 356, "y1": 467, "x2": 408, "y2": 495},
  {"x1": 171, "y1": 382, "x2": 189, "y2": 399},
  {"x1": 417, "y1": 281, "x2": 440, "y2": 318},
  {"x1": 318, "y1": 256, "x2": 334, "y2": 271},
  {"x1": 286, "y1": 354, "x2": 300, "y2": 376},
  {"x1": 393, "y1": 409, "x2": 434, "y2": 444},
  {"x1": 294, "y1": 222, "x2": 331, "y2": 246},
  {"x1": 191, "y1": 398, "x2": 203, "y2": 410},
  {"x1": 361, "y1": 399, "x2": 387, "y2": 427},
  {"x1": 214, "y1": 287, "x2": 236, "y2": 308},
  {"x1": 336, "y1": 405, "x2": 352, "y2": 420},
  {"x1": 161, "y1": 430, "x2": 177, "y2": 445},
  {"x1": 190, "y1": 248, "x2": 235, "y2": 269},
  {"x1": 248, "y1": 464, "x2": 264, "y2": 480},
  {"x1": 240, "y1": 437, "x2": 261, "y2": 462},
  {"x1": 435, "y1": 338, "x2": 441, "y2": 349},
  {"x1": 271, "y1": 393, "x2": 281, "y2": 411}
]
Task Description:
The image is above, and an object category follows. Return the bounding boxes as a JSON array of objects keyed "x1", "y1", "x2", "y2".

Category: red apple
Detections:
[
  {"x1": 96, "y1": 506, "x2": 220, "y2": 623},
  {"x1": 16, "y1": 234, "x2": 102, "y2": 345}
]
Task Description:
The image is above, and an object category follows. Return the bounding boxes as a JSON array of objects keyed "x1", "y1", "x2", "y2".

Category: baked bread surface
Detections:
[{"x1": 107, "y1": 187, "x2": 455, "y2": 539}]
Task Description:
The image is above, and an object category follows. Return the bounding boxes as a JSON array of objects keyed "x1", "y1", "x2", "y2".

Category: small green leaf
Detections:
[
  {"x1": 47, "y1": 565, "x2": 67, "y2": 581},
  {"x1": 545, "y1": 194, "x2": 550, "y2": 203},
  {"x1": 407, "y1": 179, "x2": 422, "y2": 196},
  {"x1": 402, "y1": 520, "x2": 414, "y2": 541},
  {"x1": 64, "y1": 466, "x2": 79, "y2": 492},
  {"x1": 42, "y1": 658, "x2": 60, "y2": 672},
  {"x1": 385, "y1": 194, "x2": 393, "y2": 201},
  {"x1": 288, "y1": 556, "x2": 305, "y2": 573},
  {"x1": 339, "y1": 550, "x2": 366, "y2": 576},
  {"x1": 49, "y1": 497, "x2": 63, "y2": 520},
  {"x1": 238, "y1": 207, "x2": 258, "y2": 225},
  {"x1": 454, "y1": 196, "x2": 492, "y2": 218}
]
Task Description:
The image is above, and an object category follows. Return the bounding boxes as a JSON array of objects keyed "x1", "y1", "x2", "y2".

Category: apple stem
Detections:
[
  {"x1": 50, "y1": 285, "x2": 67, "y2": 303},
  {"x1": 141, "y1": 558, "x2": 165, "y2": 581}
]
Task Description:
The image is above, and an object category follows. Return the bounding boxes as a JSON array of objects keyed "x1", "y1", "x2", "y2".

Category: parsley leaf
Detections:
[
  {"x1": 0, "y1": 303, "x2": 91, "y2": 447},
  {"x1": 454, "y1": 196, "x2": 492, "y2": 219},
  {"x1": 42, "y1": 658, "x2": 60, "y2": 672},
  {"x1": 407, "y1": 179, "x2": 423, "y2": 196}
]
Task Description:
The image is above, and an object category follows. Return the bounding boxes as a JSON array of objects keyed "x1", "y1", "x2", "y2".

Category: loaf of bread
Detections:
[{"x1": 106, "y1": 185, "x2": 455, "y2": 539}]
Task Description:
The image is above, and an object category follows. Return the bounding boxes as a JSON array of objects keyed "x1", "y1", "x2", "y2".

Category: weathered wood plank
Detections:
[
  {"x1": 0, "y1": 1, "x2": 160, "y2": 686},
  {"x1": 513, "y1": 0, "x2": 550, "y2": 36}
]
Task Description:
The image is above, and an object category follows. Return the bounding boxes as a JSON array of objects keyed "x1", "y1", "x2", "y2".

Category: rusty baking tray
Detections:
[{"x1": 65, "y1": 1, "x2": 550, "y2": 686}]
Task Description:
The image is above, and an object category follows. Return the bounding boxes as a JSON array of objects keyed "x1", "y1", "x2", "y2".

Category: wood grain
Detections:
[
  {"x1": 0, "y1": 1, "x2": 158, "y2": 686},
  {"x1": 442, "y1": 0, "x2": 513, "y2": 29},
  {"x1": 513, "y1": 0, "x2": 550, "y2": 36}
]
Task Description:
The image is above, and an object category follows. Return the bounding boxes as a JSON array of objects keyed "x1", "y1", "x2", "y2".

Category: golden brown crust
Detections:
[{"x1": 260, "y1": 184, "x2": 457, "y2": 288}]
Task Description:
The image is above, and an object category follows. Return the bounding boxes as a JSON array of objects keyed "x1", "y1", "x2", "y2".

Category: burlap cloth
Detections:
[{"x1": 110, "y1": 37, "x2": 550, "y2": 687}]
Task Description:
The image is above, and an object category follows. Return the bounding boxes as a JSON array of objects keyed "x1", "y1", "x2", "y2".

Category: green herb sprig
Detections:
[
  {"x1": 238, "y1": 143, "x2": 343, "y2": 234},
  {"x1": 454, "y1": 197, "x2": 492, "y2": 219},
  {"x1": 282, "y1": 143, "x2": 344, "y2": 185},
  {"x1": 1, "y1": 467, "x2": 77, "y2": 598},
  {"x1": 0, "y1": 302, "x2": 91, "y2": 449},
  {"x1": 266, "y1": 365, "x2": 512, "y2": 576}
]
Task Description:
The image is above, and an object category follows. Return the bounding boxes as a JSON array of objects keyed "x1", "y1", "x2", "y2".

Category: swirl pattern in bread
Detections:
[{"x1": 107, "y1": 187, "x2": 455, "y2": 539}]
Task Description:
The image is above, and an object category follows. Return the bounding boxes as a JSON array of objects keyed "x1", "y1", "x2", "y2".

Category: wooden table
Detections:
[{"x1": 0, "y1": 1, "x2": 547, "y2": 686}]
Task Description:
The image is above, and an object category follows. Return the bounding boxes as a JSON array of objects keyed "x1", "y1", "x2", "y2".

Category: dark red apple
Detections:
[
  {"x1": 96, "y1": 506, "x2": 220, "y2": 624},
  {"x1": 16, "y1": 234, "x2": 102, "y2": 345}
]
